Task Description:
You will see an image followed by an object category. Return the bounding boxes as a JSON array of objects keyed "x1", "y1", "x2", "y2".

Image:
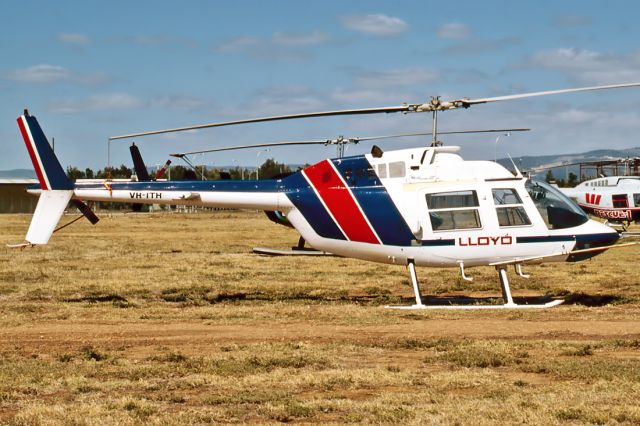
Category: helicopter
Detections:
[
  {"x1": 526, "y1": 159, "x2": 640, "y2": 227},
  {"x1": 561, "y1": 176, "x2": 640, "y2": 226},
  {"x1": 12, "y1": 82, "x2": 640, "y2": 309}
]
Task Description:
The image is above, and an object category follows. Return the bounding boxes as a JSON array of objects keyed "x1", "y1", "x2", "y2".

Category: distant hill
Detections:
[
  {"x1": 497, "y1": 147, "x2": 640, "y2": 179},
  {"x1": 0, "y1": 169, "x2": 36, "y2": 179}
]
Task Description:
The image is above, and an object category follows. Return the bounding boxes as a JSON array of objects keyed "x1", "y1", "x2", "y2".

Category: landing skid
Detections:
[
  {"x1": 386, "y1": 300, "x2": 564, "y2": 310},
  {"x1": 253, "y1": 247, "x2": 335, "y2": 256},
  {"x1": 385, "y1": 260, "x2": 564, "y2": 310},
  {"x1": 253, "y1": 237, "x2": 336, "y2": 257}
]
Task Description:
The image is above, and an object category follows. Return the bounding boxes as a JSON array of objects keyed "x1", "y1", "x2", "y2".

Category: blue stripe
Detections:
[
  {"x1": 421, "y1": 239, "x2": 455, "y2": 246},
  {"x1": 76, "y1": 179, "x2": 284, "y2": 192},
  {"x1": 331, "y1": 156, "x2": 416, "y2": 246},
  {"x1": 282, "y1": 173, "x2": 346, "y2": 240},
  {"x1": 517, "y1": 235, "x2": 575, "y2": 244},
  {"x1": 517, "y1": 233, "x2": 618, "y2": 246}
]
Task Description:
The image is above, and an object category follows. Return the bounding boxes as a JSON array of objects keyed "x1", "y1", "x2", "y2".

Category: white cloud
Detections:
[
  {"x1": 1, "y1": 64, "x2": 108, "y2": 86},
  {"x1": 272, "y1": 31, "x2": 329, "y2": 46},
  {"x1": 109, "y1": 35, "x2": 197, "y2": 49},
  {"x1": 50, "y1": 93, "x2": 144, "y2": 114},
  {"x1": 4, "y1": 64, "x2": 71, "y2": 83},
  {"x1": 527, "y1": 48, "x2": 640, "y2": 84},
  {"x1": 341, "y1": 14, "x2": 408, "y2": 36},
  {"x1": 216, "y1": 36, "x2": 262, "y2": 53},
  {"x1": 436, "y1": 22, "x2": 471, "y2": 39},
  {"x1": 58, "y1": 33, "x2": 91, "y2": 46}
]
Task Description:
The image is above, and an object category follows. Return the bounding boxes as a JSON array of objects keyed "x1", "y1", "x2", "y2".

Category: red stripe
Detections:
[
  {"x1": 304, "y1": 160, "x2": 379, "y2": 244},
  {"x1": 17, "y1": 117, "x2": 48, "y2": 190}
]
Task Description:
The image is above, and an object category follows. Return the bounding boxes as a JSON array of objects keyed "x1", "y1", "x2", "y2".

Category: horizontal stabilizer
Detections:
[{"x1": 25, "y1": 190, "x2": 73, "y2": 244}]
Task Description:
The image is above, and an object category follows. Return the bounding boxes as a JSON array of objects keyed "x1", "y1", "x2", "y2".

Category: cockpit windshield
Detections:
[{"x1": 525, "y1": 179, "x2": 588, "y2": 230}]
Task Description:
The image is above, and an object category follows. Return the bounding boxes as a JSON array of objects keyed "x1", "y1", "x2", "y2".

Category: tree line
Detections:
[
  {"x1": 66, "y1": 158, "x2": 294, "y2": 181},
  {"x1": 544, "y1": 170, "x2": 579, "y2": 188}
]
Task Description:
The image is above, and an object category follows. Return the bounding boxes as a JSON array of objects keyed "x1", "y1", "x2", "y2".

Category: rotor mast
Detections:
[{"x1": 431, "y1": 110, "x2": 438, "y2": 147}]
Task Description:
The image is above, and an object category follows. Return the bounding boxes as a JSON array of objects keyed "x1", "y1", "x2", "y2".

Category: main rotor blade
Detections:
[
  {"x1": 171, "y1": 140, "x2": 331, "y2": 157},
  {"x1": 356, "y1": 128, "x2": 530, "y2": 142},
  {"x1": 111, "y1": 106, "x2": 411, "y2": 140},
  {"x1": 460, "y1": 82, "x2": 640, "y2": 106},
  {"x1": 171, "y1": 128, "x2": 531, "y2": 157},
  {"x1": 110, "y1": 82, "x2": 640, "y2": 141}
]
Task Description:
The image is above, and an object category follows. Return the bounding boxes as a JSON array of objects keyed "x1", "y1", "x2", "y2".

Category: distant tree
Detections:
[
  {"x1": 96, "y1": 165, "x2": 133, "y2": 179},
  {"x1": 258, "y1": 158, "x2": 291, "y2": 179},
  {"x1": 229, "y1": 166, "x2": 245, "y2": 180},
  {"x1": 170, "y1": 165, "x2": 200, "y2": 180},
  {"x1": 66, "y1": 166, "x2": 85, "y2": 180},
  {"x1": 545, "y1": 170, "x2": 555, "y2": 183},
  {"x1": 567, "y1": 172, "x2": 578, "y2": 187},
  {"x1": 66, "y1": 166, "x2": 96, "y2": 180}
]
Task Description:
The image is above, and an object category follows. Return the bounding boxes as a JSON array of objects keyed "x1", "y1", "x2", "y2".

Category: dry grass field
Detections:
[{"x1": 1, "y1": 210, "x2": 640, "y2": 425}]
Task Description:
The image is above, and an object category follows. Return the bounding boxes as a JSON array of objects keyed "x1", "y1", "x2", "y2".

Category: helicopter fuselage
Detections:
[
  {"x1": 562, "y1": 176, "x2": 640, "y2": 223},
  {"x1": 31, "y1": 146, "x2": 617, "y2": 268}
]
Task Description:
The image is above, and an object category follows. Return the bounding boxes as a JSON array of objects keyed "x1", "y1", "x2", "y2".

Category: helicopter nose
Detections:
[{"x1": 574, "y1": 220, "x2": 620, "y2": 251}]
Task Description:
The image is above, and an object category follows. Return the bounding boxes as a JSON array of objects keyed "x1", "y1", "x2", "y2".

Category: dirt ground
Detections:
[{"x1": 1, "y1": 211, "x2": 639, "y2": 424}]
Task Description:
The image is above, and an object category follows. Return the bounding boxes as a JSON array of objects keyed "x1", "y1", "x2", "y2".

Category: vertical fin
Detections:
[
  {"x1": 129, "y1": 143, "x2": 151, "y2": 181},
  {"x1": 17, "y1": 110, "x2": 73, "y2": 190}
]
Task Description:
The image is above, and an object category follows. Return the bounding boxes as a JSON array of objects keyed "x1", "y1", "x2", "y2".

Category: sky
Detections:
[{"x1": 2, "y1": 0, "x2": 640, "y2": 171}]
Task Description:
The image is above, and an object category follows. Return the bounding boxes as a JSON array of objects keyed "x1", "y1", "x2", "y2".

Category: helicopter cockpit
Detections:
[{"x1": 525, "y1": 179, "x2": 588, "y2": 230}]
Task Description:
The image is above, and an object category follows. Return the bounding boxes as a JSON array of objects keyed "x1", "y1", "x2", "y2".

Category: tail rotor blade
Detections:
[{"x1": 72, "y1": 200, "x2": 99, "y2": 225}]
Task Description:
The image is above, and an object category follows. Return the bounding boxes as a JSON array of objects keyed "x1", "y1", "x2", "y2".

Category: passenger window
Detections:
[
  {"x1": 492, "y1": 188, "x2": 522, "y2": 205},
  {"x1": 492, "y1": 188, "x2": 531, "y2": 227},
  {"x1": 612, "y1": 194, "x2": 629, "y2": 208},
  {"x1": 496, "y1": 207, "x2": 531, "y2": 226},
  {"x1": 388, "y1": 161, "x2": 406, "y2": 178},
  {"x1": 378, "y1": 164, "x2": 387, "y2": 179},
  {"x1": 426, "y1": 190, "x2": 479, "y2": 209},
  {"x1": 426, "y1": 190, "x2": 481, "y2": 231},
  {"x1": 634, "y1": 194, "x2": 640, "y2": 207}
]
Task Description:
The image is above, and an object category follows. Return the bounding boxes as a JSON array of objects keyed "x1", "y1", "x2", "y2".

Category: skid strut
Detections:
[
  {"x1": 386, "y1": 262, "x2": 563, "y2": 310},
  {"x1": 407, "y1": 259, "x2": 424, "y2": 307}
]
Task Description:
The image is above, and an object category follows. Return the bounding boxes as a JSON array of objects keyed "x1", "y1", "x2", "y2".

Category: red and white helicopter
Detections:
[
  {"x1": 561, "y1": 176, "x2": 640, "y2": 225},
  {"x1": 13, "y1": 83, "x2": 640, "y2": 309}
]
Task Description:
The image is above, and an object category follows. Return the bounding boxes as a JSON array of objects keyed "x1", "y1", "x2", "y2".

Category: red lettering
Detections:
[{"x1": 458, "y1": 236, "x2": 513, "y2": 246}]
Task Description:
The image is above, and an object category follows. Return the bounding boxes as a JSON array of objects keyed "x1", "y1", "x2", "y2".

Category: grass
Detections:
[{"x1": 0, "y1": 211, "x2": 639, "y2": 424}]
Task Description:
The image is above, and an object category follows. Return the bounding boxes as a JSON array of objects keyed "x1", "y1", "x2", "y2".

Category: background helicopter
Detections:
[
  {"x1": 527, "y1": 158, "x2": 640, "y2": 228},
  {"x1": 13, "y1": 83, "x2": 640, "y2": 309}
]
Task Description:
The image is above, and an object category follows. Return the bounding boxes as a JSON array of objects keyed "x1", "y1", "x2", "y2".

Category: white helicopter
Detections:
[
  {"x1": 13, "y1": 82, "x2": 640, "y2": 309},
  {"x1": 528, "y1": 160, "x2": 640, "y2": 226},
  {"x1": 561, "y1": 176, "x2": 640, "y2": 225}
]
